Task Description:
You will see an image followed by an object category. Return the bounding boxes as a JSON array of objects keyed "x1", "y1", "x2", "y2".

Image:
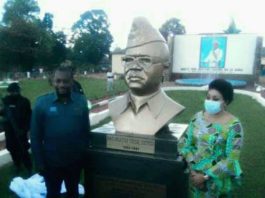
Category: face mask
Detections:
[{"x1": 204, "y1": 99, "x2": 222, "y2": 115}]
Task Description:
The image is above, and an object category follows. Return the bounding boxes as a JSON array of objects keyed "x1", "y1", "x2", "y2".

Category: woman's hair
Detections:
[{"x1": 209, "y1": 79, "x2": 234, "y2": 105}]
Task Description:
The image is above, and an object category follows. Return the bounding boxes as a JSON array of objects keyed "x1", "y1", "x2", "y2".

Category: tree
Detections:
[
  {"x1": 3, "y1": 0, "x2": 40, "y2": 25},
  {"x1": 159, "y1": 18, "x2": 186, "y2": 41},
  {"x1": 224, "y1": 18, "x2": 241, "y2": 34},
  {"x1": 50, "y1": 31, "x2": 68, "y2": 66},
  {"x1": 41, "y1": 13, "x2": 53, "y2": 30},
  {"x1": 0, "y1": 0, "x2": 41, "y2": 71},
  {"x1": 71, "y1": 9, "x2": 113, "y2": 68},
  {"x1": 0, "y1": 0, "x2": 67, "y2": 71},
  {"x1": 35, "y1": 15, "x2": 67, "y2": 69},
  {"x1": 0, "y1": 19, "x2": 41, "y2": 71}
]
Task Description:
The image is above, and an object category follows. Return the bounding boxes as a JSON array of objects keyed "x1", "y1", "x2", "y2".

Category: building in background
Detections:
[{"x1": 111, "y1": 48, "x2": 125, "y2": 76}]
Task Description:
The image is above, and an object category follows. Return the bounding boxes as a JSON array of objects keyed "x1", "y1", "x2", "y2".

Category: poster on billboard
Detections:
[
  {"x1": 172, "y1": 34, "x2": 258, "y2": 75},
  {"x1": 199, "y1": 37, "x2": 227, "y2": 68}
]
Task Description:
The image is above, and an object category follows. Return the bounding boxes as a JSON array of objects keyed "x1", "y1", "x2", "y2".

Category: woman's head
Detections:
[
  {"x1": 208, "y1": 79, "x2": 234, "y2": 105},
  {"x1": 204, "y1": 79, "x2": 233, "y2": 115}
]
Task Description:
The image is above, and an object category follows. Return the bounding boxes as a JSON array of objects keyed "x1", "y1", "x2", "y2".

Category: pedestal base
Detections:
[{"x1": 84, "y1": 148, "x2": 188, "y2": 198}]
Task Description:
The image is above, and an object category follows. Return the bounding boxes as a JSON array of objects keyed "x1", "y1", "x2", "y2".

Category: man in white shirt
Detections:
[
  {"x1": 106, "y1": 69, "x2": 114, "y2": 92},
  {"x1": 204, "y1": 41, "x2": 223, "y2": 67}
]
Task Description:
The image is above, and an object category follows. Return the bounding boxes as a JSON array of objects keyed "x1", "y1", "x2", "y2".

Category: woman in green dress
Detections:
[{"x1": 179, "y1": 79, "x2": 243, "y2": 197}]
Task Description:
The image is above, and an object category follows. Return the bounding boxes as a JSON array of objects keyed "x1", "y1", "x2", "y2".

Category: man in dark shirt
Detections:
[
  {"x1": 0, "y1": 83, "x2": 32, "y2": 174},
  {"x1": 72, "y1": 79, "x2": 85, "y2": 95},
  {"x1": 30, "y1": 66, "x2": 90, "y2": 198}
]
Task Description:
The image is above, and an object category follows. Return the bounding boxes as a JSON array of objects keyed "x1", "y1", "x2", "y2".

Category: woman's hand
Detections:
[{"x1": 190, "y1": 171, "x2": 207, "y2": 189}]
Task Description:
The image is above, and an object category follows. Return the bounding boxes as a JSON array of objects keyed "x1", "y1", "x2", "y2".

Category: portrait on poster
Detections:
[{"x1": 200, "y1": 37, "x2": 227, "y2": 68}]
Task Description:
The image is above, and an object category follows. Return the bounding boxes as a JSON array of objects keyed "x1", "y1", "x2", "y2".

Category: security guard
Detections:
[{"x1": 0, "y1": 82, "x2": 32, "y2": 174}]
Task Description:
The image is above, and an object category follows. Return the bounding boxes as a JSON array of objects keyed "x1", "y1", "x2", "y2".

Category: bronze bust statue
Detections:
[{"x1": 109, "y1": 17, "x2": 185, "y2": 135}]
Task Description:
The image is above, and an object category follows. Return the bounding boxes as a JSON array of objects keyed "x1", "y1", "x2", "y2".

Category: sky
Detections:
[{"x1": 0, "y1": 0, "x2": 265, "y2": 49}]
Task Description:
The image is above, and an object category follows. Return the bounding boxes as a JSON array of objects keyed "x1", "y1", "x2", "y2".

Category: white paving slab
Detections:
[
  {"x1": 0, "y1": 149, "x2": 11, "y2": 167},
  {"x1": 0, "y1": 132, "x2": 4, "y2": 141}
]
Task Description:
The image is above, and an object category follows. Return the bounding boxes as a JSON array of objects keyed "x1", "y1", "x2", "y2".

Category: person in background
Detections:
[
  {"x1": 30, "y1": 66, "x2": 90, "y2": 198},
  {"x1": 70, "y1": 66, "x2": 85, "y2": 95},
  {"x1": 0, "y1": 83, "x2": 32, "y2": 174},
  {"x1": 204, "y1": 41, "x2": 223, "y2": 68},
  {"x1": 179, "y1": 79, "x2": 243, "y2": 197},
  {"x1": 106, "y1": 68, "x2": 114, "y2": 92},
  {"x1": 72, "y1": 79, "x2": 84, "y2": 95}
]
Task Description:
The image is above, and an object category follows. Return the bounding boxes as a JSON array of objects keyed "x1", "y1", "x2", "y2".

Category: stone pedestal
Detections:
[{"x1": 84, "y1": 125, "x2": 188, "y2": 198}]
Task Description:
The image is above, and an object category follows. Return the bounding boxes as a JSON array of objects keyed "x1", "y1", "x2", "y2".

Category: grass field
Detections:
[
  {"x1": 17, "y1": 77, "x2": 128, "y2": 104},
  {"x1": 1, "y1": 79, "x2": 265, "y2": 197}
]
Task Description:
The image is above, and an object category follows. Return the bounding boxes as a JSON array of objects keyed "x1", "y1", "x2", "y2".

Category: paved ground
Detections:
[{"x1": 0, "y1": 141, "x2": 5, "y2": 150}]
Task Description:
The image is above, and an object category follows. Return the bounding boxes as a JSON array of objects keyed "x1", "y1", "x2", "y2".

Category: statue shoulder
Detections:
[
  {"x1": 161, "y1": 91, "x2": 185, "y2": 113},
  {"x1": 109, "y1": 94, "x2": 129, "y2": 118}
]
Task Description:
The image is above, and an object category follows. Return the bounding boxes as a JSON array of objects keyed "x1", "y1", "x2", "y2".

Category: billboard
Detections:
[{"x1": 172, "y1": 34, "x2": 259, "y2": 75}]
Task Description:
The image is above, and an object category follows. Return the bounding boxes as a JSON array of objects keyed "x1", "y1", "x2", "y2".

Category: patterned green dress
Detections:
[{"x1": 179, "y1": 111, "x2": 243, "y2": 198}]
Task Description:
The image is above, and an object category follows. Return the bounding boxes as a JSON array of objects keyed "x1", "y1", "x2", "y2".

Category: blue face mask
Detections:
[{"x1": 204, "y1": 100, "x2": 222, "y2": 115}]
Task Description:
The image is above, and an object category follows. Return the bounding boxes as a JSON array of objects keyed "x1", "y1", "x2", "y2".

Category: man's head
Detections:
[
  {"x1": 7, "y1": 83, "x2": 20, "y2": 96},
  {"x1": 213, "y1": 40, "x2": 219, "y2": 49},
  {"x1": 123, "y1": 17, "x2": 169, "y2": 96},
  {"x1": 52, "y1": 66, "x2": 73, "y2": 97},
  {"x1": 60, "y1": 60, "x2": 76, "y2": 76}
]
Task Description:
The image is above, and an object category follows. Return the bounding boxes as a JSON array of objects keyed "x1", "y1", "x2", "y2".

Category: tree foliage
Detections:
[
  {"x1": 41, "y1": 13, "x2": 53, "y2": 30},
  {"x1": 0, "y1": 0, "x2": 67, "y2": 71},
  {"x1": 3, "y1": 0, "x2": 40, "y2": 25},
  {"x1": 71, "y1": 9, "x2": 113, "y2": 68},
  {"x1": 0, "y1": 1, "x2": 114, "y2": 72},
  {"x1": 224, "y1": 18, "x2": 241, "y2": 34},
  {"x1": 35, "y1": 15, "x2": 67, "y2": 69},
  {"x1": 159, "y1": 18, "x2": 186, "y2": 41},
  {"x1": 0, "y1": 0, "x2": 41, "y2": 71}
]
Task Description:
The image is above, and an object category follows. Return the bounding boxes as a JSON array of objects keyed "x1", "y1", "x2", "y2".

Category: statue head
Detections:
[{"x1": 122, "y1": 17, "x2": 169, "y2": 96}]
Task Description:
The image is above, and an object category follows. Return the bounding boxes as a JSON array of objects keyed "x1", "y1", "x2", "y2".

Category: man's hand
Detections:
[{"x1": 190, "y1": 171, "x2": 207, "y2": 189}]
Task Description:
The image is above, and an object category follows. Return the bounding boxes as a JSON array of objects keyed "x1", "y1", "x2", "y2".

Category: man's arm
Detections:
[
  {"x1": 0, "y1": 99, "x2": 5, "y2": 124},
  {"x1": 30, "y1": 98, "x2": 45, "y2": 171},
  {"x1": 83, "y1": 95, "x2": 90, "y2": 132}
]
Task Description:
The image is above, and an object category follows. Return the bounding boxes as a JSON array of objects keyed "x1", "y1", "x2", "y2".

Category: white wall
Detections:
[
  {"x1": 172, "y1": 34, "x2": 259, "y2": 75},
  {"x1": 112, "y1": 54, "x2": 124, "y2": 74}
]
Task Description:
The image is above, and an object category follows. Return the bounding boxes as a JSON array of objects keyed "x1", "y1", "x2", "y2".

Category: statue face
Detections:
[{"x1": 123, "y1": 54, "x2": 163, "y2": 95}]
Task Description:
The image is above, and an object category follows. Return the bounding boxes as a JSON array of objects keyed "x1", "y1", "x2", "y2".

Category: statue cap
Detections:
[{"x1": 126, "y1": 17, "x2": 166, "y2": 50}]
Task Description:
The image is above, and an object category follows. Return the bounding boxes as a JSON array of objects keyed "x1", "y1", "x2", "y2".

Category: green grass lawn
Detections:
[
  {"x1": 0, "y1": 77, "x2": 128, "y2": 105},
  {"x1": 1, "y1": 80, "x2": 265, "y2": 197},
  {"x1": 22, "y1": 77, "x2": 129, "y2": 103}
]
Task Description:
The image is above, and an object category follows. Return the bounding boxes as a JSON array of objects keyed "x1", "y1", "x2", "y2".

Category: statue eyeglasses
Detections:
[{"x1": 122, "y1": 56, "x2": 162, "y2": 69}]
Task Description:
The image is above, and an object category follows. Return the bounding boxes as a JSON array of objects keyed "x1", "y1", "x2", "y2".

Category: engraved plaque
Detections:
[
  {"x1": 106, "y1": 134, "x2": 155, "y2": 154},
  {"x1": 94, "y1": 175, "x2": 167, "y2": 198}
]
